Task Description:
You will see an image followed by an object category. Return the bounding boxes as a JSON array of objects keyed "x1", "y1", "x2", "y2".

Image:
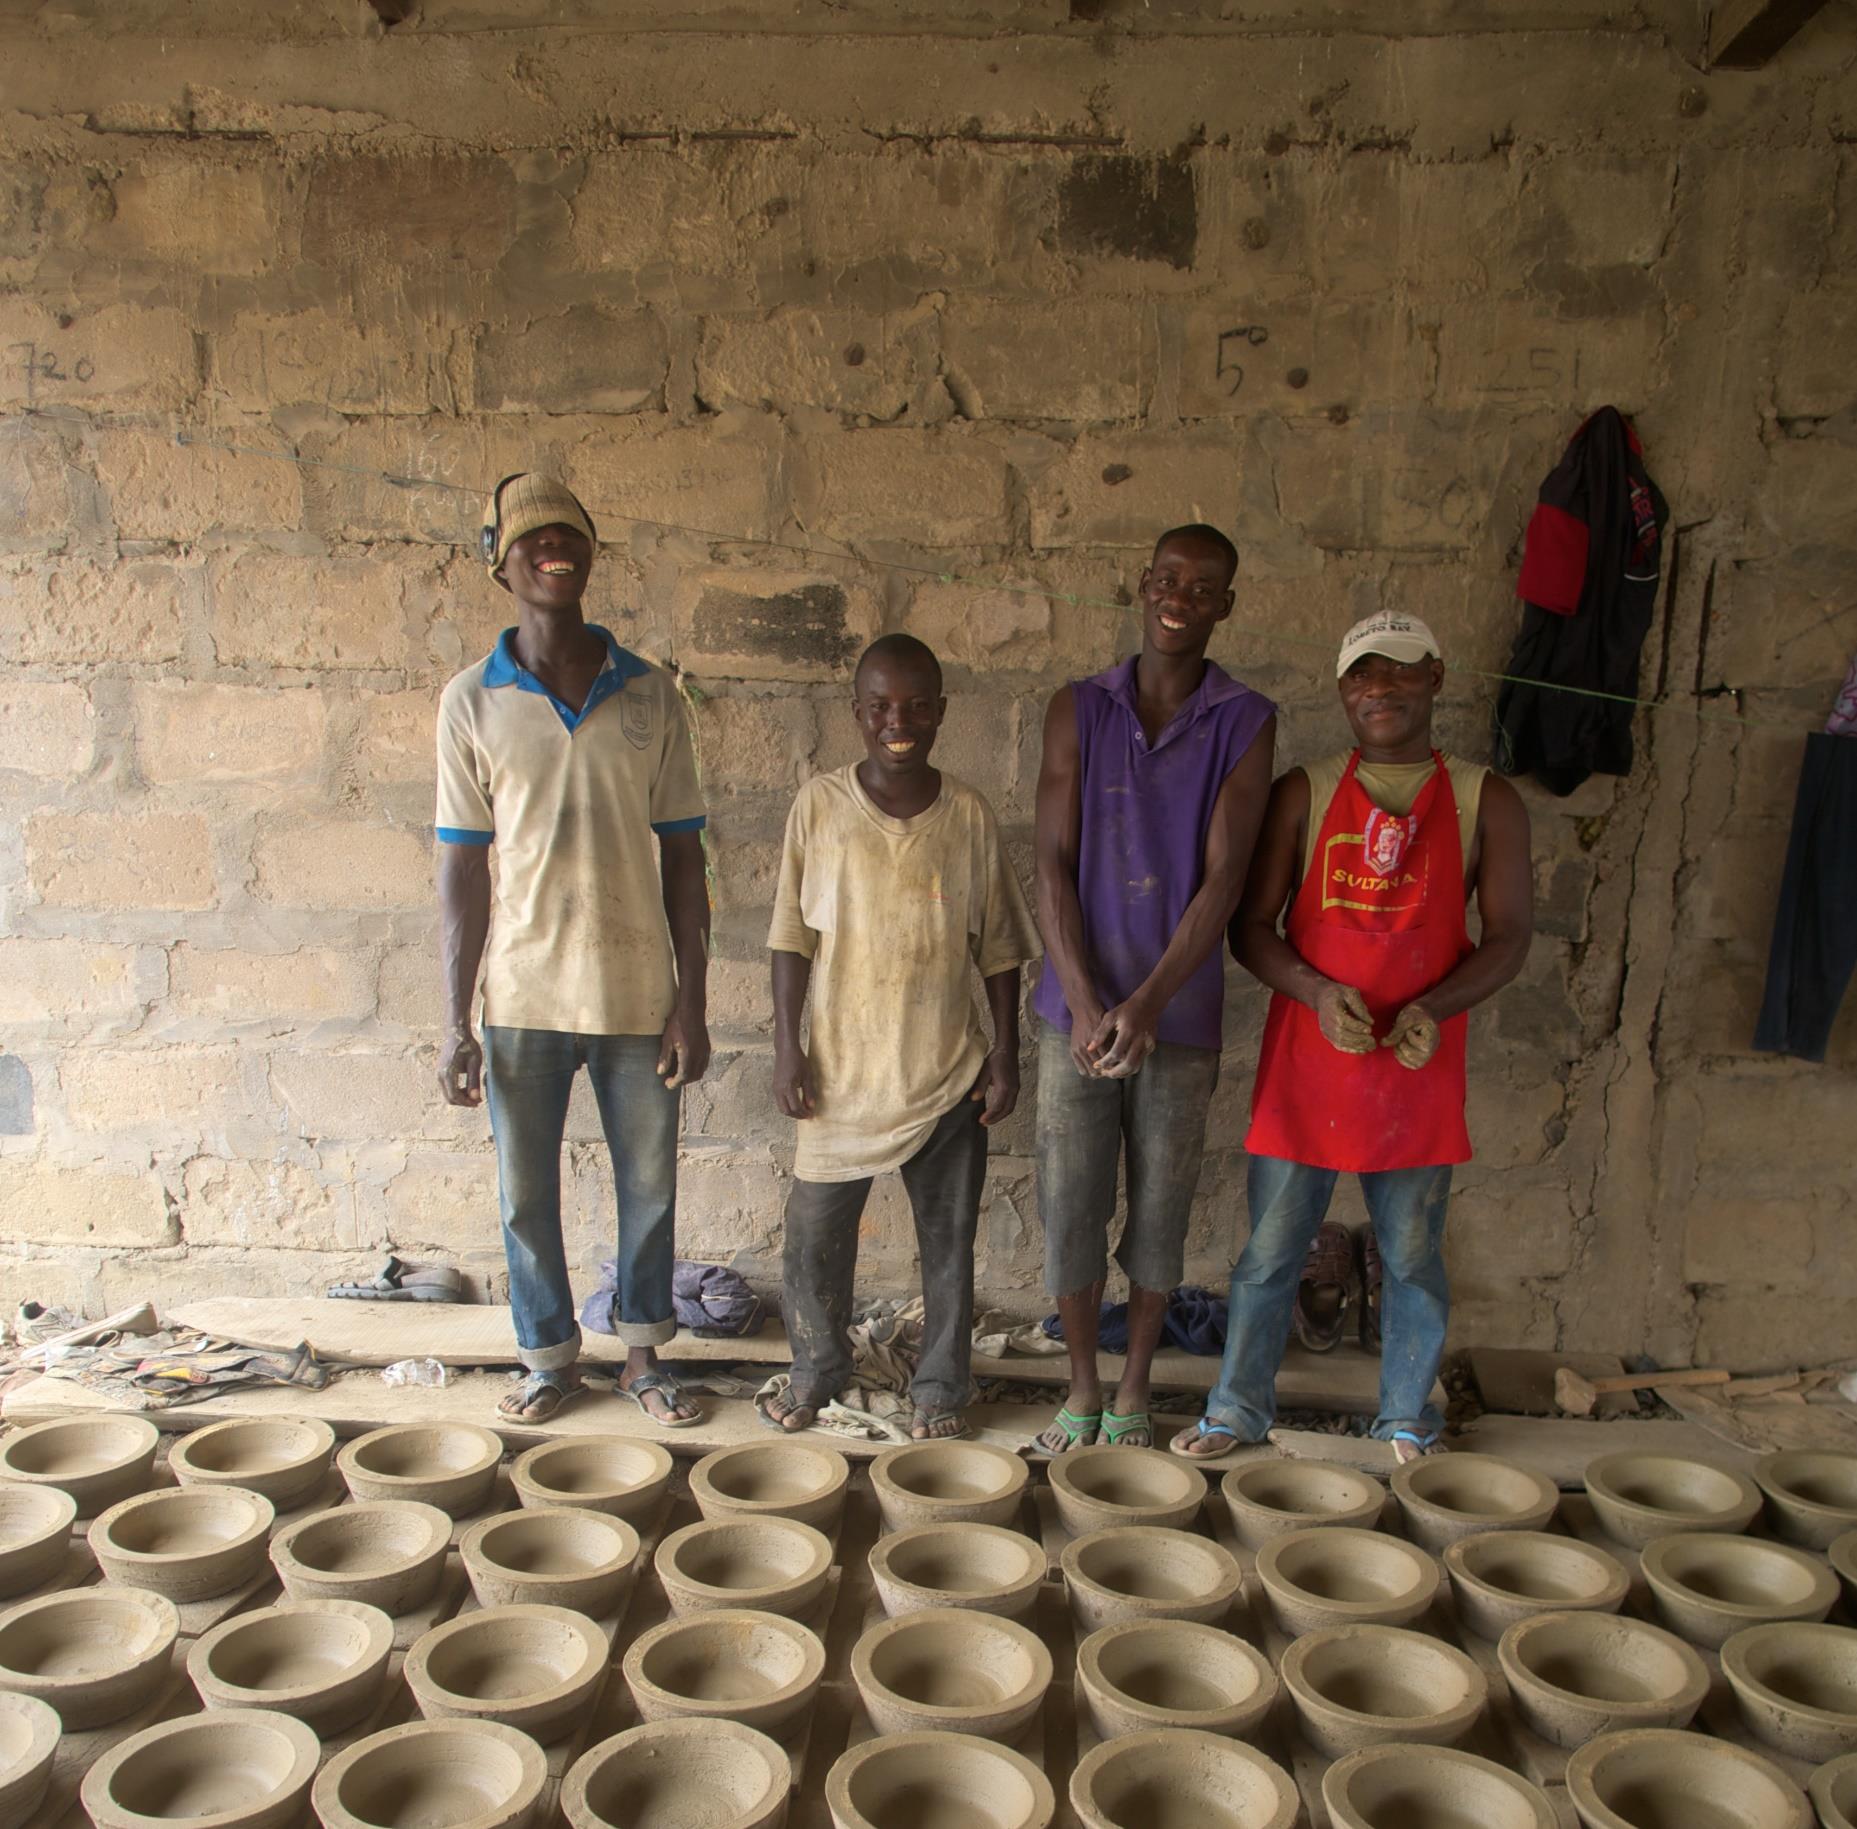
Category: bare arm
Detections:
[
  {"x1": 971, "y1": 966, "x2": 1023, "y2": 1125},
  {"x1": 657, "y1": 829, "x2": 711, "y2": 1088},
  {"x1": 436, "y1": 843, "x2": 491, "y2": 1106},
  {"x1": 771, "y1": 949, "x2": 817, "y2": 1117},
  {"x1": 1032, "y1": 686, "x2": 1105, "y2": 1076}
]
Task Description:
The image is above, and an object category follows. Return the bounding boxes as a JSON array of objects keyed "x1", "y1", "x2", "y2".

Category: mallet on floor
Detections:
[{"x1": 1554, "y1": 1364, "x2": 1729, "y2": 1417}]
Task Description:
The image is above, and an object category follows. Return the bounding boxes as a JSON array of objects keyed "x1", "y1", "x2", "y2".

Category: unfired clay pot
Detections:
[
  {"x1": 89, "y1": 1485, "x2": 275, "y2": 1602},
  {"x1": 1279, "y1": 1623, "x2": 1486, "y2": 1758},
  {"x1": 1220, "y1": 1458, "x2": 1383, "y2": 1551},
  {"x1": 1389, "y1": 1451, "x2": 1558, "y2": 1552},
  {"x1": 826, "y1": 1731, "x2": 1054, "y2": 1829},
  {"x1": 313, "y1": 1717, "x2": 548, "y2": 1829},
  {"x1": 168, "y1": 1417, "x2": 337, "y2": 1509},
  {"x1": 1639, "y1": 1531, "x2": 1838, "y2": 1649},
  {"x1": 869, "y1": 1522, "x2": 1046, "y2": 1620},
  {"x1": 1443, "y1": 1528, "x2": 1629, "y2": 1640},
  {"x1": 0, "y1": 1585, "x2": 179, "y2": 1728},
  {"x1": 0, "y1": 1414, "x2": 159, "y2": 1517},
  {"x1": 0, "y1": 1484, "x2": 76, "y2": 1599},
  {"x1": 404, "y1": 1602, "x2": 607, "y2": 1745},
  {"x1": 1721, "y1": 1621, "x2": 1857, "y2": 1765},
  {"x1": 1583, "y1": 1452, "x2": 1762, "y2": 1549},
  {"x1": 623, "y1": 1607, "x2": 825, "y2": 1735},
  {"x1": 82, "y1": 1705, "x2": 319, "y2": 1829},
  {"x1": 1323, "y1": 1743, "x2": 1559, "y2": 1829},
  {"x1": 868, "y1": 1441, "x2": 1029, "y2": 1533},
  {"x1": 1810, "y1": 1751, "x2": 1857, "y2": 1829},
  {"x1": 1059, "y1": 1526, "x2": 1243, "y2": 1633},
  {"x1": 270, "y1": 1499, "x2": 450, "y2": 1615},
  {"x1": 1833, "y1": 1530, "x2": 1857, "y2": 1611},
  {"x1": 1254, "y1": 1526, "x2": 1440, "y2": 1638},
  {"x1": 1076, "y1": 1619, "x2": 1276, "y2": 1742},
  {"x1": 0, "y1": 1692, "x2": 59, "y2": 1829},
  {"x1": 850, "y1": 1605, "x2": 1052, "y2": 1741},
  {"x1": 690, "y1": 1441, "x2": 850, "y2": 1532},
  {"x1": 564, "y1": 1719, "x2": 791, "y2": 1829},
  {"x1": 1046, "y1": 1445, "x2": 1206, "y2": 1536},
  {"x1": 655, "y1": 1514, "x2": 834, "y2": 1619},
  {"x1": 510, "y1": 1436, "x2": 673, "y2": 1524},
  {"x1": 188, "y1": 1597, "x2": 393, "y2": 1734},
  {"x1": 1070, "y1": 1727, "x2": 1299, "y2": 1829},
  {"x1": 460, "y1": 1505, "x2": 640, "y2": 1616},
  {"x1": 1496, "y1": 1610, "x2": 1710, "y2": 1749},
  {"x1": 337, "y1": 1423, "x2": 503, "y2": 1518},
  {"x1": 1754, "y1": 1451, "x2": 1857, "y2": 1551},
  {"x1": 1565, "y1": 1726, "x2": 1812, "y2": 1829}
]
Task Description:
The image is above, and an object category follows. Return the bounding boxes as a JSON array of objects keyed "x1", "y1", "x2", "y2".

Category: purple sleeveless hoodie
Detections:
[{"x1": 1034, "y1": 656, "x2": 1275, "y2": 1051}]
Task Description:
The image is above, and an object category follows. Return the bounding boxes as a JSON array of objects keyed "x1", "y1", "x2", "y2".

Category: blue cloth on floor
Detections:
[
  {"x1": 1040, "y1": 1284, "x2": 1228, "y2": 1355},
  {"x1": 581, "y1": 1259, "x2": 766, "y2": 1338}
]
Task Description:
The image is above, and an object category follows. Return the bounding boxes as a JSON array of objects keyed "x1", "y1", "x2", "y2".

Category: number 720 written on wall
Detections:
[{"x1": 10, "y1": 343, "x2": 96, "y2": 406}]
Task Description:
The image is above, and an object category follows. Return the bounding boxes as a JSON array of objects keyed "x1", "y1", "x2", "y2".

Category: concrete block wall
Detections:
[{"x1": 1, "y1": 0, "x2": 1853, "y2": 1366}]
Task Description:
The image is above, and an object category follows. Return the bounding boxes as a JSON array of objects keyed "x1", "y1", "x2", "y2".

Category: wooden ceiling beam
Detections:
[{"x1": 1708, "y1": 0, "x2": 1835, "y2": 68}]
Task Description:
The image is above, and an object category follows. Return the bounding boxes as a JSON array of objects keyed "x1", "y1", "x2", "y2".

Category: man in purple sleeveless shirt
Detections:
[{"x1": 1031, "y1": 524, "x2": 1277, "y2": 1454}]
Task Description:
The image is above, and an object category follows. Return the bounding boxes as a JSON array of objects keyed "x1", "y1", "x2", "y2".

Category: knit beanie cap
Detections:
[{"x1": 480, "y1": 473, "x2": 596, "y2": 586}]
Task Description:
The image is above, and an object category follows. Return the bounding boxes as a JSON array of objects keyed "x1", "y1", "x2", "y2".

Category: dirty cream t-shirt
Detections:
[{"x1": 768, "y1": 765, "x2": 1040, "y2": 1183}]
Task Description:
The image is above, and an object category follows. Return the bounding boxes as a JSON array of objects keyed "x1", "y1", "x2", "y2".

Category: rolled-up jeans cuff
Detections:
[
  {"x1": 611, "y1": 1315, "x2": 675, "y2": 1349},
  {"x1": 518, "y1": 1328, "x2": 581, "y2": 1374}
]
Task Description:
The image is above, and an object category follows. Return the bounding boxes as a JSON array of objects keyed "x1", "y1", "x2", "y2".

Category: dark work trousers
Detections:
[
  {"x1": 781, "y1": 1098, "x2": 986, "y2": 1418},
  {"x1": 1755, "y1": 732, "x2": 1857, "y2": 1062}
]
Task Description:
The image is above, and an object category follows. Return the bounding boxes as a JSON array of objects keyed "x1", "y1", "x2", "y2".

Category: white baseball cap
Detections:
[{"x1": 1335, "y1": 610, "x2": 1441, "y2": 678}]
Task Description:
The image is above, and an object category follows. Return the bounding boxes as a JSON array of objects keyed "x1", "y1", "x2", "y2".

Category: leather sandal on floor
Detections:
[
  {"x1": 1292, "y1": 1221, "x2": 1358, "y2": 1354},
  {"x1": 328, "y1": 1256, "x2": 466, "y2": 1303},
  {"x1": 496, "y1": 1370, "x2": 585, "y2": 1422},
  {"x1": 617, "y1": 1368, "x2": 704, "y2": 1429}
]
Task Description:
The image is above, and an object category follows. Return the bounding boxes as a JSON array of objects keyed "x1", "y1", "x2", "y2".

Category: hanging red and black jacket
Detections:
[{"x1": 1494, "y1": 406, "x2": 1668, "y2": 796}]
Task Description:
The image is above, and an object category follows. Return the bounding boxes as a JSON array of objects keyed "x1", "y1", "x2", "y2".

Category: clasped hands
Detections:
[{"x1": 1314, "y1": 982, "x2": 1440, "y2": 1070}]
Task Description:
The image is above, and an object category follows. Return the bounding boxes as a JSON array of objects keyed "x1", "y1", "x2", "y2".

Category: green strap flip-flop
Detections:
[
  {"x1": 1036, "y1": 1407, "x2": 1102, "y2": 1455},
  {"x1": 1101, "y1": 1409, "x2": 1153, "y2": 1448}
]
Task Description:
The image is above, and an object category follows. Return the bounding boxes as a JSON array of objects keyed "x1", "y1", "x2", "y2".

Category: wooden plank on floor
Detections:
[
  {"x1": 1467, "y1": 1347, "x2": 1639, "y2": 1418},
  {"x1": 1457, "y1": 1413, "x2": 1760, "y2": 1487}
]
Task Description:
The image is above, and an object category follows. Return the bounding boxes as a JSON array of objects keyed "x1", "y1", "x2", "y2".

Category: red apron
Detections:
[{"x1": 1246, "y1": 751, "x2": 1473, "y2": 1172}]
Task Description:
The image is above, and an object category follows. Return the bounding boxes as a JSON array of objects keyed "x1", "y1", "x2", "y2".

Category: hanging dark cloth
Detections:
[{"x1": 1494, "y1": 406, "x2": 1668, "y2": 796}]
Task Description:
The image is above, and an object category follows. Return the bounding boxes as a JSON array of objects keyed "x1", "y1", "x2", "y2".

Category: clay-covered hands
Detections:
[
  {"x1": 1089, "y1": 994, "x2": 1160, "y2": 1079},
  {"x1": 657, "y1": 1008, "x2": 711, "y2": 1090},
  {"x1": 969, "y1": 1047, "x2": 1020, "y2": 1126},
  {"x1": 438, "y1": 1024, "x2": 484, "y2": 1106},
  {"x1": 774, "y1": 1042, "x2": 819, "y2": 1119},
  {"x1": 1313, "y1": 981, "x2": 1377, "y2": 1055},
  {"x1": 1382, "y1": 1001, "x2": 1441, "y2": 1070}
]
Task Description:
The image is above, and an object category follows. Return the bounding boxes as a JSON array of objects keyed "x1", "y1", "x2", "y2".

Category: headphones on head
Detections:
[{"x1": 479, "y1": 473, "x2": 598, "y2": 571}]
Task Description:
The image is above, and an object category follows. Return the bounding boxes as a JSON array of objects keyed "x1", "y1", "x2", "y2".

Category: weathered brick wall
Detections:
[{"x1": 2, "y1": 0, "x2": 1853, "y2": 1367}]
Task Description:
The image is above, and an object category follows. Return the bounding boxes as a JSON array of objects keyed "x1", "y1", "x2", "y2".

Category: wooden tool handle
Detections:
[{"x1": 1590, "y1": 1367, "x2": 1729, "y2": 1395}]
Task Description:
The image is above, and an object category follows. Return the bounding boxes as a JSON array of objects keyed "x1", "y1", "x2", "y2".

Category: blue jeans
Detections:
[
  {"x1": 483, "y1": 1027, "x2": 679, "y2": 1370},
  {"x1": 1206, "y1": 1153, "x2": 1452, "y2": 1444}
]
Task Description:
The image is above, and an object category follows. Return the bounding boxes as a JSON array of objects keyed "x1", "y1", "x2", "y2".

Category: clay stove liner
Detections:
[
  {"x1": 1582, "y1": 1451, "x2": 1762, "y2": 1549},
  {"x1": 869, "y1": 1522, "x2": 1046, "y2": 1620},
  {"x1": 1069, "y1": 1727, "x2": 1299, "y2": 1829},
  {"x1": 405, "y1": 1602, "x2": 607, "y2": 1744},
  {"x1": 337, "y1": 1423, "x2": 503, "y2": 1518},
  {"x1": 1721, "y1": 1622, "x2": 1857, "y2": 1764},
  {"x1": 851, "y1": 1605, "x2": 1052, "y2": 1741},
  {"x1": 89, "y1": 1486, "x2": 275, "y2": 1603},
  {"x1": 1565, "y1": 1726, "x2": 1812, "y2": 1829},
  {"x1": 826, "y1": 1731, "x2": 1055, "y2": 1829},
  {"x1": 1059, "y1": 1526, "x2": 1243, "y2": 1633},
  {"x1": 869, "y1": 1441, "x2": 1030, "y2": 1533},
  {"x1": 270, "y1": 1499, "x2": 451, "y2": 1615},
  {"x1": 1810, "y1": 1751, "x2": 1857, "y2": 1829},
  {"x1": 690, "y1": 1441, "x2": 850, "y2": 1532},
  {"x1": 623, "y1": 1607, "x2": 826, "y2": 1735},
  {"x1": 314, "y1": 1717, "x2": 548, "y2": 1829},
  {"x1": 0, "y1": 1586, "x2": 179, "y2": 1729},
  {"x1": 510, "y1": 1436, "x2": 674, "y2": 1523},
  {"x1": 1323, "y1": 1743, "x2": 1559, "y2": 1829},
  {"x1": 1389, "y1": 1451, "x2": 1558, "y2": 1553},
  {"x1": 187, "y1": 1598, "x2": 393, "y2": 1734},
  {"x1": 0, "y1": 1414, "x2": 159, "y2": 1516},
  {"x1": 460, "y1": 1506, "x2": 640, "y2": 1615},
  {"x1": 564, "y1": 1718, "x2": 791, "y2": 1829},
  {"x1": 1220, "y1": 1458, "x2": 1383, "y2": 1551},
  {"x1": 1496, "y1": 1610, "x2": 1709, "y2": 1749},
  {"x1": 0, "y1": 1692, "x2": 60, "y2": 1829},
  {"x1": 655, "y1": 1514, "x2": 834, "y2": 1619},
  {"x1": 1443, "y1": 1529, "x2": 1629, "y2": 1641},
  {"x1": 169, "y1": 1418, "x2": 337, "y2": 1510},
  {"x1": 1832, "y1": 1530, "x2": 1857, "y2": 1609},
  {"x1": 1046, "y1": 1444, "x2": 1206, "y2": 1535},
  {"x1": 1639, "y1": 1531, "x2": 1838, "y2": 1649},
  {"x1": 1254, "y1": 1526, "x2": 1440, "y2": 1638},
  {"x1": 0, "y1": 1483, "x2": 76, "y2": 1599},
  {"x1": 1076, "y1": 1619, "x2": 1276, "y2": 1742},
  {"x1": 1753, "y1": 1450, "x2": 1857, "y2": 1550},
  {"x1": 1279, "y1": 1623, "x2": 1486, "y2": 1758},
  {"x1": 82, "y1": 1705, "x2": 319, "y2": 1829}
]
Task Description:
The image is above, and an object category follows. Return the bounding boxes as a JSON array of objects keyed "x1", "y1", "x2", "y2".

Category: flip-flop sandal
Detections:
[
  {"x1": 1101, "y1": 1409, "x2": 1152, "y2": 1448},
  {"x1": 496, "y1": 1370, "x2": 585, "y2": 1423},
  {"x1": 1293, "y1": 1221, "x2": 1358, "y2": 1354},
  {"x1": 1357, "y1": 1227, "x2": 1384, "y2": 1354},
  {"x1": 1392, "y1": 1429, "x2": 1446, "y2": 1464},
  {"x1": 329, "y1": 1256, "x2": 466, "y2": 1303},
  {"x1": 758, "y1": 1380, "x2": 828, "y2": 1434},
  {"x1": 1034, "y1": 1407, "x2": 1102, "y2": 1456},
  {"x1": 1169, "y1": 1417, "x2": 1252, "y2": 1463},
  {"x1": 909, "y1": 1409, "x2": 972, "y2": 1442},
  {"x1": 617, "y1": 1368, "x2": 704, "y2": 1430}
]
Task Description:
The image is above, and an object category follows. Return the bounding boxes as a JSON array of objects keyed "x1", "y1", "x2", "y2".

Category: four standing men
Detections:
[{"x1": 437, "y1": 477, "x2": 1533, "y2": 1449}]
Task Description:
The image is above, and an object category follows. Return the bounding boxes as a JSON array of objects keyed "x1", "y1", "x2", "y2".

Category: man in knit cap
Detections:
[{"x1": 434, "y1": 474, "x2": 711, "y2": 1428}]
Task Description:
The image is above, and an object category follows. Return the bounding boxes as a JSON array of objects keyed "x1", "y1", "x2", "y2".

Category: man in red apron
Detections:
[{"x1": 1175, "y1": 610, "x2": 1534, "y2": 1465}]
